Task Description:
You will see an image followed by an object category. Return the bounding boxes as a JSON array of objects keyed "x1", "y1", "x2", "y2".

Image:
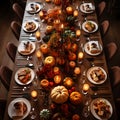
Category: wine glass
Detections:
[
  {"x1": 29, "y1": 107, "x2": 37, "y2": 119},
  {"x1": 36, "y1": 50, "x2": 43, "y2": 68}
]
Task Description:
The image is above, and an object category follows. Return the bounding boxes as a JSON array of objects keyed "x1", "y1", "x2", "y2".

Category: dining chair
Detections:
[
  {"x1": 110, "y1": 66, "x2": 120, "y2": 87},
  {"x1": 6, "y1": 42, "x2": 17, "y2": 63},
  {"x1": 104, "y1": 42, "x2": 117, "y2": 60},
  {"x1": 0, "y1": 98, "x2": 6, "y2": 119},
  {"x1": 10, "y1": 21, "x2": 21, "y2": 41},
  {"x1": 98, "y1": 1, "x2": 106, "y2": 17},
  {"x1": 0, "y1": 65, "x2": 12, "y2": 91},
  {"x1": 12, "y1": 3, "x2": 24, "y2": 23},
  {"x1": 100, "y1": 20, "x2": 110, "y2": 37}
]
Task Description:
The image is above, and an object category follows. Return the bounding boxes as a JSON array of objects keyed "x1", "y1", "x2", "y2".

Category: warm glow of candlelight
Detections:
[
  {"x1": 61, "y1": 24, "x2": 64, "y2": 30},
  {"x1": 78, "y1": 52, "x2": 84, "y2": 59},
  {"x1": 83, "y1": 84, "x2": 89, "y2": 92},
  {"x1": 31, "y1": 90, "x2": 38, "y2": 99},
  {"x1": 73, "y1": 10, "x2": 79, "y2": 17},
  {"x1": 35, "y1": 31, "x2": 41, "y2": 40},
  {"x1": 54, "y1": 75, "x2": 61, "y2": 84},
  {"x1": 36, "y1": 50, "x2": 42, "y2": 60},
  {"x1": 76, "y1": 29, "x2": 81, "y2": 37},
  {"x1": 39, "y1": 11, "x2": 44, "y2": 18}
]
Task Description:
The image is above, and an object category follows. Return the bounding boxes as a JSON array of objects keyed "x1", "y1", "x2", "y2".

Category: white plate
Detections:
[
  {"x1": 22, "y1": 20, "x2": 38, "y2": 33},
  {"x1": 90, "y1": 98, "x2": 113, "y2": 120},
  {"x1": 15, "y1": 67, "x2": 35, "y2": 85},
  {"x1": 87, "y1": 66, "x2": 107, "y2": 85},
  {"x1": 26, "y1": 2, "x2": 43, "y2": 14},
  {"x1": 8, "y1": 98, "x2": 31, "y2": 119},
  {"x1": 80, "y1": 3, "x2": 95, "y2": 14},
  {"x1": 18, "y1": 41, "x2": 36, "y2": 55},
  {"x1": 84, "y1": 41, "x2": 102, "y2": 56},
  {"x1": 82, "y1": 20, "x2": 98, "y2": 33}
]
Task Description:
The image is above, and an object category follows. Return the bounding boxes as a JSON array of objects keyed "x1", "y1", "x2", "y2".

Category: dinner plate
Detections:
[
  {"x1": 84, "y1": 41, "x2": 102, "y2": 56},
  {"x1": 8, "y1": 98, "x2": 31, "y2": 119},
  {"x1": 87, "y1": 66, "x2": 107, "y2": 85},
  {"x1": 82, "y1": 20, "x2": 98, "y2": 33},
  {"x1": 26, "y1": 2, "x2": 43, "y2": 14},
  {"x1": 18, "y1": 41, "x2": 36, "y2": 55},
  {"x1": 15, "y1": 67, "x2": 35, "y2": 85},
  {"x1": 22, "y1": 20, "x2": 38, "y2": 33},
  {"x1": 90, "y1": 98, "x2": 113, "y2": 120},
  {"x1": 80, "y1": 3, "x2": 95, "y2": 14}
]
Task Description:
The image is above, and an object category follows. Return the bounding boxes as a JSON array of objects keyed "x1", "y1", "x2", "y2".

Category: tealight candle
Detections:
[
  {"x1": 82, "y1": 83, "x2": 89, "y2": 94},
  {"x1": 54, "y1": 75, "x2": 61, "y2": 84},
  {"x1": 76, "y1": 29, "x2": 81, "y2": 37},
  {"x1": 31, "y1": 90, "x2": 38, "y2": 101},
  {"x1": 39, "y1": 11, "x2": 44, "y2": 19},
  {"x1": 73, "y1": 10, "x2": 79, "y2": 17},
  {"x1": 35, "y1": 31, "x2": 41, "y2": 40},
  {"x1": 36, "y1": 50, "x2": 42, "y2": 60},
  {"x1": 78, "y1": 52, "x2": 84, "y2": 64}
]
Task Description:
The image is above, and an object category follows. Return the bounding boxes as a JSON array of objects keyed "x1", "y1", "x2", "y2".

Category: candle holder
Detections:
[
  {"x1": 78, "y1": 51, "x2": 84, "y2": 64},
  {"x1": 31, "y1": 90, "x2": 38, "y2": 101},
  {"x1": 82, "y1": 83, "x2": 89, "y2": 95}
]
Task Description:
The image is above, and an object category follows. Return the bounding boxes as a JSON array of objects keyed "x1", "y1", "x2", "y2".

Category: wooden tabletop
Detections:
[{"x1": 4, "y1": 0, "x2": 118, "y2": 120}]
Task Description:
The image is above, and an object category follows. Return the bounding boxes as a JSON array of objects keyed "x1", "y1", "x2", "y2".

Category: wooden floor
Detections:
[{"x1": 0, "y1": 0, "x2": 120, "y2": 99}]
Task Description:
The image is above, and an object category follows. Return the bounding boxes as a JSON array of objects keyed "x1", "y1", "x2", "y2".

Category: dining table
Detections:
[{"x1": 4, "y1": 0, "x2": 118, "y2": 120}]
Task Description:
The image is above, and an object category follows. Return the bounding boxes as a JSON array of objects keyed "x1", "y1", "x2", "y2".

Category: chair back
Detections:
[
  {"x1": 0, "y1": 66, "x2": 12, "y2": 90},
  {"x1": 12, "y1": 3, "x2": 24, "y2": 22},
  {"x1": 6, "y1": 42, "x2": 17, "y2": 62},
  {"x1": 10, "y1": 21, "x2": 21, "y2": 40},
  {"x1": 98, "y1": 1, "x2": 106, "y2": 16}
]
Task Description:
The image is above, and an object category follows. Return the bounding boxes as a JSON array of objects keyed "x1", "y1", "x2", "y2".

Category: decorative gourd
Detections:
[
  {"x1": 72, "y1": 114, "x2": 80, "y2": 120},
  {"x1": 74, "y1": 67, "x2": 81, "y2": 75},
  {"x1": 68, "y1": 52, "x2": 77, "y2": 61},
  {"x1": 50, "y1": 86, "x2": 69, "y2": 104},
  {"x1": 44, "y1": 56, "x2": 55, "y2": 66},
  {"x1": 53, "y1": 0, "x2": 61, "y2": 5},
  {"x1": 69, "y1": 61, "x2": 76, "y2": 68},
  {"x1": 40, "y1": 79, "x2": 49, "y2": 88},
  {"x1": 40, "y1": 109, "x2": 51, "y2": 119},
  {"x1": 63, "y1": 77, "x2": 74, "y2": 88},
  {"x1": 40, "y1": 43, "x2": 49, "y2": 54},
  {"x1": 70, "y1": 91, "x2": 82, "y2": 105}
]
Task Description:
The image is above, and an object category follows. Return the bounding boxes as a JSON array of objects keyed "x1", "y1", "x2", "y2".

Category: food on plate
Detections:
[
  {"x1": 17, "y1": 68, "x2": 31, "y2": 84},
  {"x1": 83, "y1": 4, "x2": 94, "y2": 12},
  {"x1": 93, "y1": 99, "x2": 111, "y2": 119},
  {"x1": 12, "y1": 102, "x2": 27, "y2": 119},
  {"x1": 24, "y1": 21, "x2": 36, "y2": 31},
  {"x1": 20, "y1": 41, "x2": 33, "y2": 54},
  {"x1": 30, "y1": 3, "x2": 39, "y2": 12},
  {"x1": 90, "y1": 67, "x2": 105, "y2": 82},
  {"x1": 87, "y1": 42, "x2": 101, "y2": 54},
  {"x1": 85, "y1": 21, "x2": 95, "y2": 32}
]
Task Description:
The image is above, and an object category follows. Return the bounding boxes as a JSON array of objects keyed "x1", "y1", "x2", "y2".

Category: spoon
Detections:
[{"x1": 16, "y1": 63, "x2": 34, "y2": 68}]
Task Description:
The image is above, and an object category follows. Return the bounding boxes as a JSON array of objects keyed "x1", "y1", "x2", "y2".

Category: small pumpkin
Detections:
[
  {"x1": 72, "y1": 114, "x2": 80, "y2": 120},
  {"x1": 50, "y1": 86, "x2": 69, "y2": 104},
  {"x1": 56, "y1": 57, "x2": 65, "y2": 65},
  {"x1": 44, "y1": 56, "x2": 55, "y2": 66},
  {"x1": 63, "y1": 77, "x2": 74, "y2": 88},
  {"x1": 53, "y1": 66, "x2": 60, "y2": 75},
  {"x1": 40, "y1": 79, "x2": 49, "y2": 88},
  {"x1": 53, "y1": 0, "x2": 61, "y2": 5},
  {"x1": 68, "y1": 52, "x2": 77, "y2": 61},
  {"x1": 69, "y1": 61, "x2": 76, "y2": 68},
  {"x1": 40, "y1": 43, "x2": 49, "y2": 54},
  {"x1": 70, "y1": 91, "x2": 82, "y2": 105},
  {"x1": 74, "y1": 67, "x2": 81, "y2": 75}
]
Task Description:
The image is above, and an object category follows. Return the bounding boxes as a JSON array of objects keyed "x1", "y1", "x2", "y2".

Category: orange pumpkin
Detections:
[
  {"x1": 53, "y1": 0, "x2": 61, "y2": 5},
  {"x1": 69, "y1": 61, "x2": 76, "y2": 68},
  {"x1": 40, "y1": 43, "x2": 49, "y2": 54},
  {"x1": 44, "y1": 56, "x2": 55, "y2": 66},
  {"x1": 68, "y1": 52, "x2": 77, "y2": 61},
  {"x1": 40, "y1": 79, "x2": 49, "y2": 88},
  {"x1": 56, "y1": 57, "x2": 65, "y2": 65},
  {"x1": 70, "y1": 91, "x2": 82, "y2": 105}
]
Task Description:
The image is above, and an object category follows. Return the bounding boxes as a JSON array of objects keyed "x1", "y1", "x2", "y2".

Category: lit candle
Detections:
[
  {"x1": 73, "y1": 10, "x2": 79, "y2": 17},
  {"x1": 76, "y1": 29, "x2": 81, "y2": 37},
  {"x1": 60, "y1": 23, "x2": 64, "y2": 30},
  {"x1": 36, "y1": 50, "x2": 42, "y2": 60},
  {"x1": 54, "y1": 75, "x2": 61, "y2": 84},
  {"x1": 82, "y1": 84, "x2": 89, "y2": 94},
  {"x1": 31, "y1": 90, "x2": 38, "y2": 101},
  {"x1": 78, "y1": 52, "x2": 84, "y2": 64},
  {"x1": 39, "y1": 11, "x2": 44, "y2": 19},
  {"x1": 35, "y1": 31, "x2": 41, "y2": 40}
]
